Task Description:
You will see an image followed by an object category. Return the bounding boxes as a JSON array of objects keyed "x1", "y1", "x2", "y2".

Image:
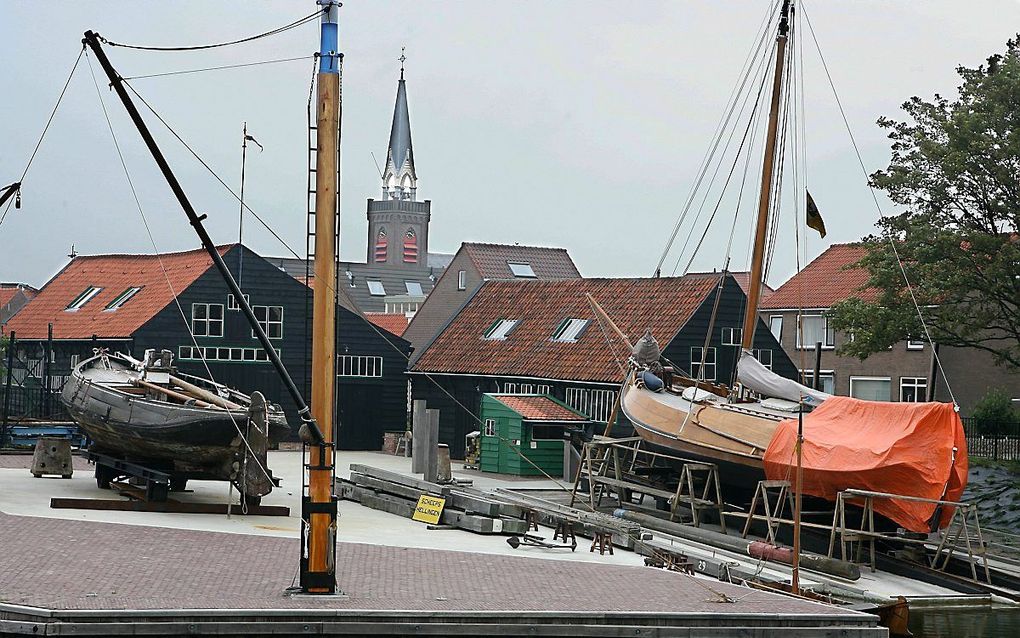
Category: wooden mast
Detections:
[
  {"x1": 305, "y1": 0, "x2": 341, "y2": 594},
  {"x1": 740, "y1": 0, "x2": 790, "y2": 351}
]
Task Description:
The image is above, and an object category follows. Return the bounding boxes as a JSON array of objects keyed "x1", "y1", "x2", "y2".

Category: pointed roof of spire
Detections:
[{"x1": 386, "y1": 77, "x2": 414, "y2": 176}]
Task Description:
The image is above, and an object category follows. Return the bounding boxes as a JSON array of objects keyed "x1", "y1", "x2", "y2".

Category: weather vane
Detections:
[{"x1": 399, "y1": 46, "x2": 406, "y2": 80}]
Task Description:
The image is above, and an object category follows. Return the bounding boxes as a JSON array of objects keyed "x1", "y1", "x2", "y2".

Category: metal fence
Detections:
[{"x1": 962, "y1": 417, "x2": 1020, "y2": 462}]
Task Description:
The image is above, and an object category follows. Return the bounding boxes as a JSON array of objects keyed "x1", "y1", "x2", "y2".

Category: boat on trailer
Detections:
[{"x1": 62, "y1": 349, "x2": 289, "y2": 503}]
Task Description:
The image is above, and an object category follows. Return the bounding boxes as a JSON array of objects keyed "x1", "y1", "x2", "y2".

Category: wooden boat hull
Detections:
[
  {"x1": 61, "y1": 354, "x2": 288, "y2": 483},
  {"x1": 620, "y1": 376, "x2": 779, "y2": 493}
]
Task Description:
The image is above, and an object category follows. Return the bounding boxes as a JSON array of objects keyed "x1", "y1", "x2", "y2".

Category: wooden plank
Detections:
[
  {"x1": 348, "y1": 463, "x2": 448, "y2": 495},
  {"x1": 347, "y1": 473, "x2": 508, "y2": 518},
  {"x1": 345, "y1": 485, "x2": 526, "y2": 535},
  {"x1": 49, "y1": 497, "x2": 289, "y2": 516}
]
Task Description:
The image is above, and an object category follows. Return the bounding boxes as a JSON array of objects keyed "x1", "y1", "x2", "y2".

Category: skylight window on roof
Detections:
[
  {"x1": 551, "y1": 318, "x2": 590, "y2": 342},
  {"x1": 483, "y1": 318, "x2": 519, "y2": 340},
  {"x1": 405, "y1": 281, "x2": 424, "y2": 296},
  {"x1": 66, "y1": 286, "x2": 103, "y2": 311},
  {"x1": 508, "y1": 262, "x2": 536, "y2": 278},
  {"x1": 105, "y1": 286, "x2": 143, "y2": 311},
  {"x1": 366, "y1": 280, "x2": 386, "y2": 296}
]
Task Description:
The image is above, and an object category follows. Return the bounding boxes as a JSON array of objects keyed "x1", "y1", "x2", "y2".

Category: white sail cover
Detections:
[{"x1": 737, "y1": 350, "x2": 831, "y2": 407}]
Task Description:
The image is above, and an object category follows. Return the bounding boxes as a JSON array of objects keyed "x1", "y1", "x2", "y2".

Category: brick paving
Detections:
[
  {"x1": 0, "y1": 453, "x2": 90, "y2": 470},
  {"x1": 0, "y1": 512, "x2": 856, "y2": 616}
]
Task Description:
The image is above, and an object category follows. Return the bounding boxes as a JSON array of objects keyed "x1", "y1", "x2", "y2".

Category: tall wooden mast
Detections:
[
  {"x1": 303, "y1": 0, "x2": 341, "y2": 594},
  {"x1": 740, "y1": 0, "x2": 790, "y2": 350}
]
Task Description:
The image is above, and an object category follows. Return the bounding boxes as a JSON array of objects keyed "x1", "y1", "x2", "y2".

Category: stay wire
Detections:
[
  {"x1": 84, "y1": 51, "x2": 274, "y2": 487},
  {"x1": 653, "y1": 0, "x2": 781, "y2": 276},
  {"x1": 123, "y1": 55, "x2": 312, "y2": 81},
  {"x1": 0, "y1": 47, "x2": 85, "y2": 229},
  {"x1": 97, "y1": 9, "x2": 323, "y2": 52},
  {"x1": 800, "y1": 2, "x2": 957, "y2": 405},
  {"x1": 122, "y1": 80, "x2": 305, "y2": 262}
]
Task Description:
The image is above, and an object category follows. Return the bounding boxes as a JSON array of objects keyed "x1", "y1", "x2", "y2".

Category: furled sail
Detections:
[{"x1": 736, "y1": 349, "x2": 830, "y2": 407}]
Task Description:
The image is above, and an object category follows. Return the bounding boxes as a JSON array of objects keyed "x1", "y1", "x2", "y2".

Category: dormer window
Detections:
[
  {"x1": 367, "y1": 280, "x2": 386, "y2": 296},
  {"x1": 105, "y1": 286, "x2": 143, "y2": 311},
  {"x1": 508, "y1": 262, "x2": 536, "y2": 278},
  {"x1": 483, "y1": 318, "x2": 519, "y2": 341},
  {"x1": 66, "y1": 286, "x2": 102, "y2": 311},
  {"x1": 551, "y1": 318, "x2": 590, "y2": 343}
]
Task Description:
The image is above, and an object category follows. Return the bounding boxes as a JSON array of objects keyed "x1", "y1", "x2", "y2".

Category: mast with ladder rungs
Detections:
[
  {"x1": 740, "y1": 0, "x2": 790, "y2": 351},
  {"x1": 302, "y1": 0, "x2": 342, "y2": 594}
]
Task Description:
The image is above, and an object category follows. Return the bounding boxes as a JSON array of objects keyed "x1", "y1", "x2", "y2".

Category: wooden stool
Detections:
[
  {"x1": 590, "y1": 530, "x2": 614, "y2": 555},
  {"x1": 553, "y1": 520, "x2": 576, "y2": 545},
  {"x1": 525, "y1": 509, "x2": 540, "y2": 532}
]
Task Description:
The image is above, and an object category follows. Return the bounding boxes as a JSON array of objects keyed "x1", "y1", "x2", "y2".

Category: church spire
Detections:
[{"x1": 383, "y1": 48, "x2": 416, "y2": 201}]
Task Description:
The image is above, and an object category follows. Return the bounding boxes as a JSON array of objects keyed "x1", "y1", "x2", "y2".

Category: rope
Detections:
[
  {"x1": 800, "y1": 1, "x2": 957, "y2": 406},
  {"x1": 85, "y1": 51, "x2": 274, "y2": 490},
  {"x1": 97, "y1": 9, "x2": 323, "y2": 52},
  {"x1": 0, "y1": 48, "x2": 85, "y2": 229},
  {"x1": 122, "y1": 80, "x2": 306, "y2": 262},
  {"x1": 123, "y1": 55, "x2": 312, "y2": 81}
]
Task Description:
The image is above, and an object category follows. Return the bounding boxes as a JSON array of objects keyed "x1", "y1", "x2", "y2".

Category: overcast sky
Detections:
[{"x1": 3, "y1": 1, "x2": 1019, "y2": 289}]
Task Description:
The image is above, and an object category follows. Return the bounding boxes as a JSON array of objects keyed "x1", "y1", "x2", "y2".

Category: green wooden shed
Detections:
[{"x1": 479, "y1": 394, "x2": 590, "y2": 476}]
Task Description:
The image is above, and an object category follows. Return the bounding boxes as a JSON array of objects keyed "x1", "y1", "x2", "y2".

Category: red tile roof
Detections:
[
  {"x1": 687, "y1": 271, "x2": 772, "y2": 299},
  {"x1": 4, "y1": 246, "x2": 229, "y2": 340},
  {"x1": 365, "y1": 312, "x2": 409, "y2": 337},
  {"x1": 412, "y1": 276, "x2": 718, "y2": 384},
  {"x1": 760, "y1": 244, "x2": 875, "y2": 310},
  {"x1": 462, "y1": 243, "x2": 581, "y2": 279},
  {"x1": 491, "y1": 395, "x2": 588, "y2": 421}
]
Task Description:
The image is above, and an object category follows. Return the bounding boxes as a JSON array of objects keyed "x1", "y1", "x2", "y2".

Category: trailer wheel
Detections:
[{"x1": 95, "y1": 465, "x2": 114, "y2": 489}]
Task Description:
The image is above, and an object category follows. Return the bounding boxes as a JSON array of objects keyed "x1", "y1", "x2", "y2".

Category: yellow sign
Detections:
[{"x1": 412, "y1": 494, "x2": 446, "y2": 524}]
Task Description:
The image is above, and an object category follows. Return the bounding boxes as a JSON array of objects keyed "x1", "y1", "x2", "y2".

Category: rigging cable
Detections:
[
  {"x1": 653, "y1": 0, "x2": 781, "y2": 276},
  {"x1": 123, "y1": 55, "x2": 313, "y2": 81},
  {"x1": 84, "y1": 51, "x2": 274, "y2": 488},
  {"x1": 96, "y1": 8, "x2": 324, "y2": 52},
  {"x1": 0, "y1": 48, "x2": 85, "y2": 229},
  {"x1": 800, "y1": 1, "x2": 957, "y2": 405}
]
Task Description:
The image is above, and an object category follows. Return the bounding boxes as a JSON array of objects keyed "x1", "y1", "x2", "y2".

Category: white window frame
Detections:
[
  {"x1": 483, "y1": 319, "x2": 519, "y2": 341},
  {"x1": 507, "y1": 262, "x2": 536, "y2": 278},
  {"x1": 66, "y1": 286, "x2": 103, "y2": 311},
  {"x1": 565, "y1": 387, "x2": 617, "y2": 423},
  {"x1": 536, "y1": 384, "x2": 551, "y2": 395},
  {"x1": 552, "y1": 318, "x2": 590, "y2": 343},
  {"x1": 337, "y1": 355, "x2": 384, "y2": 378},
  {"x1": 690, "y1": 346, "x2": 717, "y2": 381},
  {"x1": 191, "y1": 303, "x2": 224, "y2": 337},
  {"x1": 796, "y1": 314, "x2": 835, "y2": 349},
  {"x1": 483, "y1": 419, "x2": 496, "y2": 437},
  {"x1": 721, "y1": 327, "x2": 742, "y2": 346},
  {"x1": 906, "y1": 338, "x2": 924, "y2": 351},
  {"x1": 849, "y1": 376, "x2": 891, "y2": 401},
  {"x1": 800, "y1": 369, "x2": 836, "y2": 394},
  {"x1": 405, "y1": 281, "x2": 424, "y2": 296},
  {"x1": 899, "y1": 377, "x2": 928, "y2": 402},
  {"x1": 457, "y1": 270, "x2": 466, "y2": 290},
  {"x1": 769, "y1": 315, "x2": 783, "y2": 344},
  {"x1": 366, "y1": 280, "x2": 386, "y2": 296},
  {"x1": 752, "y1": 348, "x2": 772, "y2": 370},
  {"x1": 227, "y1": 293, "x2": 250, "y2": 311},
  {"x1": 104, "y1": 286, "x2": 142, "y2": 311},
  {"x1": 178, "y1": 345, "x2": 277, "y2": 363},
  {"x1": 252, "y1": 305, "x2": 284, "y2": 340}
]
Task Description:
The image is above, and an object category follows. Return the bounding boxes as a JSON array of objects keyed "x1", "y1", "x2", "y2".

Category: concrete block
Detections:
[{"x1": 31, "y1": 437, "x2": 72, "y2": 478}]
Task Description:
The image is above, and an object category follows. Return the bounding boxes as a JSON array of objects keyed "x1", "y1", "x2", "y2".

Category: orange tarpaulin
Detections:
[{"x1": 763, "y1": 397, "x2": 967, "y2": 533}]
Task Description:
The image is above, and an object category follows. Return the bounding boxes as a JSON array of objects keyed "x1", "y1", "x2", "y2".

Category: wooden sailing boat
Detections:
[{"x1": 618, "y1": 0, "x2": 967, "y2": 535}]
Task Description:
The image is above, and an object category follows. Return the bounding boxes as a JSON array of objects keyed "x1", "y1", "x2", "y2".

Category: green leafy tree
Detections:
[
  {"x1": 829, "y1": 37, "x2": 1020, "y2": 370},
  {"x1": 972, "y1": 388, "x2": 1020, "y2": 434}
]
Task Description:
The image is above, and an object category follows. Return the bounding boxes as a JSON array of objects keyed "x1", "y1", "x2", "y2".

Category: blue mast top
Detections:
[{"x1": 317, "y1": 0, "x2": 340, "y2": 74}]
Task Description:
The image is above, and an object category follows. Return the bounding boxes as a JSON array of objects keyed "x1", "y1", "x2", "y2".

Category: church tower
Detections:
[{"x1": 366, "y1": 56, "x2": 431, "y2": 268}]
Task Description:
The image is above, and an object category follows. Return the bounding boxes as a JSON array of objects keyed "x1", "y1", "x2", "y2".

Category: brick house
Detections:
[
  {"x1": 409, "y1": 274, "x2": 795, "y2": 456},
  {"x1": 3, "y1": 244, "x2": 410, "y2": 449},
  {"x1": 758, "y1": 244, "x2": 937, "y2": 404},
  {"x1": 402, "y1": 242, "x2": 582, "y2": 361},
  {"x1": 0, "y1": 283, "x2": 37, "y2": 327}
]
